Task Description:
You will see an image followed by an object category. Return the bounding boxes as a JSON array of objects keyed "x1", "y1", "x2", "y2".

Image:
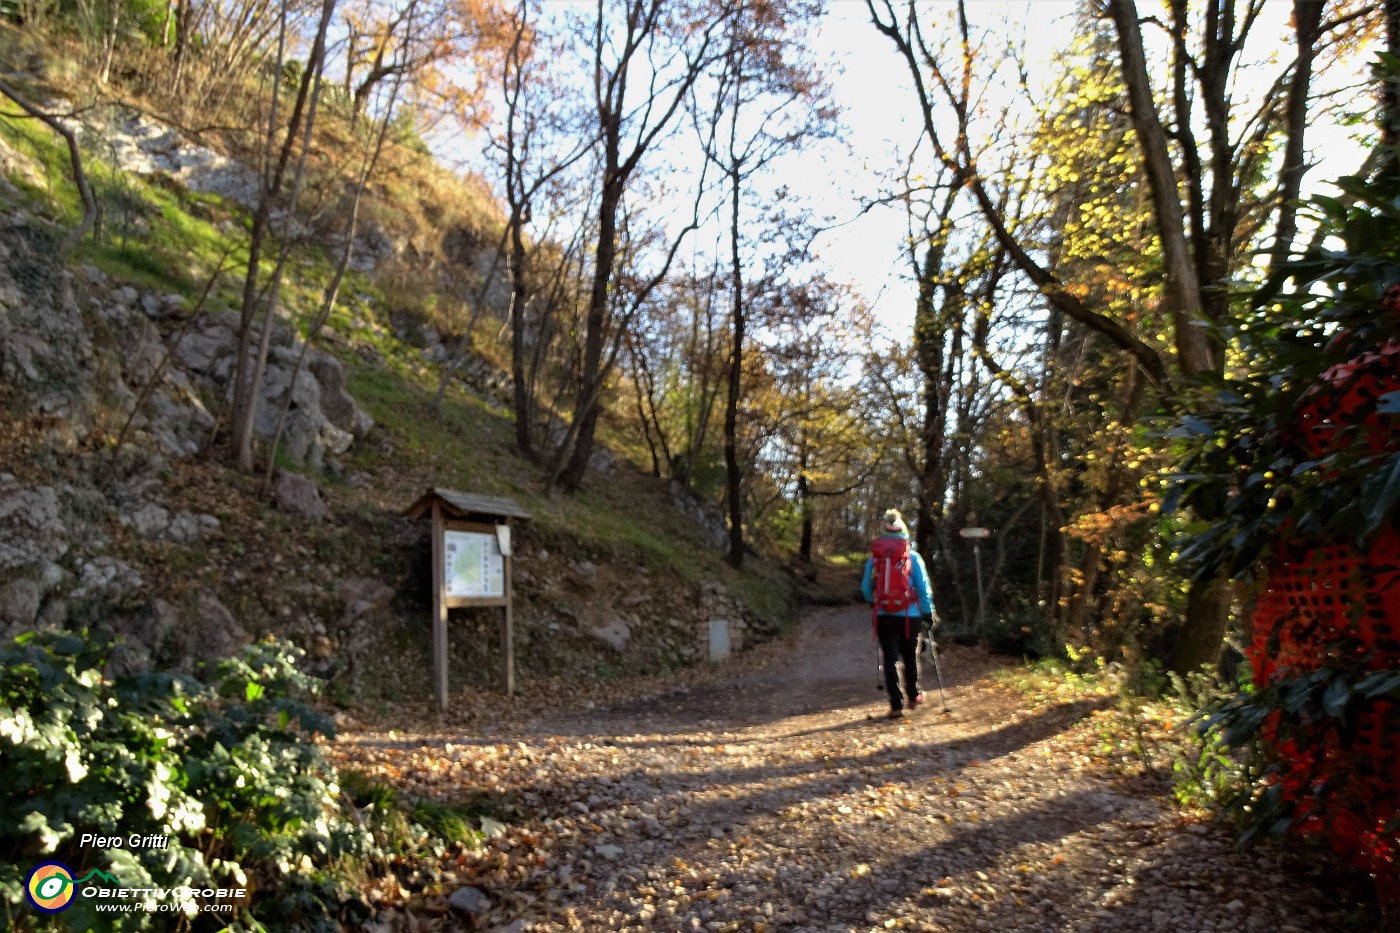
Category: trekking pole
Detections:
[
  {"x1": 926, "y1": 635, "x2": 950, "y2": 712},
  {"x1": 876, "y1": 645, "x2": 884, "y2": 691}
]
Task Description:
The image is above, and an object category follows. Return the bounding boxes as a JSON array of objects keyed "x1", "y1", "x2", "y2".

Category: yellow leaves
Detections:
[
  {"x1": 1063, "y1": 499, "x2": 1160, "y2": 544},
  {"x1": 850, "y1": 863, "x2": 872, "y2": 879}
]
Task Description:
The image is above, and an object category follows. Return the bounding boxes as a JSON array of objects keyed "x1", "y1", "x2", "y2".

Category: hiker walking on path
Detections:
[{"x1": 861, "y1": 508, "x2": 935, "y2": 718}]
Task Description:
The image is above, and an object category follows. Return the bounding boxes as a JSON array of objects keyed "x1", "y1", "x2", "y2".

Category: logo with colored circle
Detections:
[{"x1": 25, "y1": 862, "x2": 76, "y2": 913}]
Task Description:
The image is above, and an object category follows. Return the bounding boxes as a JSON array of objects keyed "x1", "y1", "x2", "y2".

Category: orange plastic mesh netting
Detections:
[{"x1": 1249, "y1": 339, "x2": 1400, "y2": 903}]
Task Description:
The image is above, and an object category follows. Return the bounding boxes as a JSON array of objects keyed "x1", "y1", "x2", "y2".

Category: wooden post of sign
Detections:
[
  {"x1": 502, "y1": 555, "x2": 514, "y2": 697},
  {"x1": 431, "y1": 501, "x2": 449, "y2": 711}
]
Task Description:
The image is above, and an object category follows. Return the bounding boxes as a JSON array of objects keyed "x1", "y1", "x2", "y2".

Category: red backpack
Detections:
[{"x1": 871, "y1": 536, "x2": 916, "y2": 616}]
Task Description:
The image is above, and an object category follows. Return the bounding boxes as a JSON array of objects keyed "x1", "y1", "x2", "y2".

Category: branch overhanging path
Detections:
[{"x1": 332, "y1": 608, "x2": 1370, "y2": 932}]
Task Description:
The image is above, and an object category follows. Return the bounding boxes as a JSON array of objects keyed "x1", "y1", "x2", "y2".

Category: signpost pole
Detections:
[
  {"x1": 959, "y1": 521, "x2": 990, "y2": 640},
  {"x1": 431, "y1": 501, "x2": 448, "y2": 713},
  {"x1": 972, "y1": 540, "x2": 985, "y2": 639},
  {"x1": 502, "y1": 543, "x2": 515, "y2": 697}
]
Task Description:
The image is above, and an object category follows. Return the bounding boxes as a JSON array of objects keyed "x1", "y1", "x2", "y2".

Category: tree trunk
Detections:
[
  {"x1": 797, "y1": 462, "x2": 813, "y2": 562},
  {"x1": 508, "y1": 206, "x2": 535, "y2": 459},
  {"x1": 159, "y1": 0, "x2": 173, "y2": 46},
  {"x1": 1170, "y1": 574, "x2": 1233, "y2": 675},
  {"x1": 230, "y1": 0, "x2": 334, "y2": 472},
  {"x1": 1265, "y1": 0, "x2": 1324, "y2": 276},
  {"x1": 1111, "y1": 0, "x2": 1233, "y2": 669},
  {"x1": 0, "y1": 81, "x2": 97, "y2": 257},
  {"x1": 915, "y1": 241, "x2": 945, "y2": 559},
  {"x1": 171, "y1": 0, "x2": 191, "y2": 89},
  {"x1": 1107, "y1": 0, "x2": 1213, "y2": 375},
  {"x1": 1383, "y1": 0, "x2": 1400, "y2": 178},
  {"x1": 230, "y1": 208, "x2": 272, "y2": 467},
  {"x1": 100, "y1": 0, "x2": 121, "y2": 85},
  {"x1": 723, "y1": 165, "x2": 745, "y2": 569},
  {"x1": 555, "y1": 174, "x2": 621, "y2": 492}
]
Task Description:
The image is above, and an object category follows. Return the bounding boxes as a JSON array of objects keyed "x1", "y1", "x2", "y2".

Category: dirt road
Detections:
[{"x1": 338, "y1": 606, "x2": 1377, "y2": 932}]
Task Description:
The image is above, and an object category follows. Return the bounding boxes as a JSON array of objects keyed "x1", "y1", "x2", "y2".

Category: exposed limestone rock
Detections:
[
  {"x1": 70, "y1": 557, "x2": 145, "y2": 618},
  {"x1": 175, "y1": 317, "x2": 239, "y2": 380},
  {"x1": 158, "y1": 590, "x2": 251, "y2": 674},
  {"x1": 589, "y1": 612, "x2": 632, "y2": 652},
  {"x1": 0, "y1": 477, "x2": 68, "y2": 575},
  {"x1": 118, "y1": 502, "x2": 218, "y2": 543},
  {"x1": 109, "y1": 591, "x2": 251, "y2": 675},
  {"x1": 119, "y1": 316, "x2": 168, "y2": 386},
  {"x1": 119, "y1": 502, "x2": 171, "y2": 538},
  {"x1": 165, "y1": 511, "x2": 219, "y2": 544},
  {"x1": 670, "y1": 480, "x2": 728, "y2": 550},
  {"x1": 310, "y1": 351, "x2": 375, "y2": 438},
  {"x1": 140, "y1": 382, "x2": 216, "y2": 459},
  {"x1": 106, "y1": 598, "x2": 179, "y2": 673},
  {"x1": 74, "y1": 108, "x2": 262, "y2": 209},
  {"x1": 272, "y1": 470, "x2": 329, "y2": 521},
  {"x1": 0, "y1": 577, "x2": 43, "y2": 632},
  {"x1": 333, "y1": 578, "x2": 397, "y2": 660},
  {"x1": 0, "y1": 222, "x2": 97, "y2": 438}
]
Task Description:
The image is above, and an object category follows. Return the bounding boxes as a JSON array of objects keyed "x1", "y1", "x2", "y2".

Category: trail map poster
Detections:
[{"x1": 443, "y1": 530, "x2": 505, "y2": 599}]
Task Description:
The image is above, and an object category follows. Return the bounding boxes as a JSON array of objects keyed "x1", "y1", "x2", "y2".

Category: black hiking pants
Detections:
[{"x1": 876, "y1": 613, "x2": 921, "y2": 711}]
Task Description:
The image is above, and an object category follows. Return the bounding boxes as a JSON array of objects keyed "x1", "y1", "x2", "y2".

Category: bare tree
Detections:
[
  {"x1": 0, "y1": 82, "x2": 97, "y2": 257},
  {"x1": 486, "y1": 0, "x2": 598, "y2": 459},
  {"x1": 228, "y1": 0, "x2": 338, "y2": 472},
  {"x1": 547, "y1": 0, "x2": 737, "y2": 493},
  {"x1": 261, "y1": 0, "x2": 419, "y2": 490},
  {"x1": 691, "y1": 0, "x2": 831, "y2": 565}
]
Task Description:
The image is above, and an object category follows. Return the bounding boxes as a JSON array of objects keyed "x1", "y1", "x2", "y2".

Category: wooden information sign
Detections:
[{"x1": 404, "y1": 488, "x2": 531, "y2": 711}]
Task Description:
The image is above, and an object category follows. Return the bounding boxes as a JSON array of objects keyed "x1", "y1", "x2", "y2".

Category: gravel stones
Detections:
[{"x1": 447, "y1": 885, "x2": 491, "y2": 915}]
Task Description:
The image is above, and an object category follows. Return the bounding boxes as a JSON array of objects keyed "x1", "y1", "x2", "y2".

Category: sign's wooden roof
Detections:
[{"x1": 404, "y1": 487, "x2": 532, "y2": 522}]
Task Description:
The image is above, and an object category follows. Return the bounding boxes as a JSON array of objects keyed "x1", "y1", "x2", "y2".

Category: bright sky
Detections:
[
  {"x1": 794, "y1": 0, "x2": 1081, "y2": 337},
  {"x1": 794, "y1": 0, "x2": 1375, "y2": 339}
]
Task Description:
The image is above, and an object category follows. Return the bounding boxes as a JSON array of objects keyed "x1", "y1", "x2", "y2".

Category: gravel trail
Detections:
[{"x1": 336, "y1": 606, "x2": 1377, "y2": 932}]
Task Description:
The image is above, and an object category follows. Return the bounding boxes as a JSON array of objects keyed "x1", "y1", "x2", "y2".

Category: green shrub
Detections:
[
  {"x1": 1189, "y1": 664, "x2": 1400, "y2": 846},
  {"x1": 981, "y1": 596, "x2": 1060, "y2": 659},
  {"x1": 1167, "y1": 667, "x2": 1258, "y2": 814},
  {"x1": 0, "y1": 632, "x2": 370, "y2": 931}
]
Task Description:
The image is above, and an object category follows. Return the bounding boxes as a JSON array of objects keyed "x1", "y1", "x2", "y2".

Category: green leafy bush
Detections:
[
  {"x1": 1164, "y1": 174, "x2": 1400, "y2": 901},
  {"x1": 1164, "y1": 174, "x2": 1400, "y2": 580},
  {"x1": 1167, "y1": 668, "x2": 1258, "y2": 814},
  {"x1": 0, "y1": 632, "x2": 371, "y2": 931}
]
